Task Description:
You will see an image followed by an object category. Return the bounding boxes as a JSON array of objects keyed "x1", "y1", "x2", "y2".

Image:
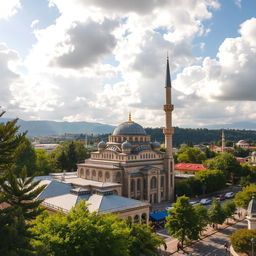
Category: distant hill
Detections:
[
  {"x1": 2, "y1": 117, "x2": 256, "y2": 145},
  {"x1": 0, "y1": 118, "x2": 115, "y2": 137},
  {"x1": 145, "y1": 127, "x2": 256, "y2": 146}
]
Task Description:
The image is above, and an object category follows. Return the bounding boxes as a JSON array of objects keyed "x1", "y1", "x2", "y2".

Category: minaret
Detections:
[
  {"x1": 221, "y1": 129, "x2": 225, "y2": 152},
  {"x1": 163, "y1": 56, "x2": 174, "y2": 201}
]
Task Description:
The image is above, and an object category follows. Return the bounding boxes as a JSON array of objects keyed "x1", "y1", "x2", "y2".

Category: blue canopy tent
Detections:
[{"x1": 149, "y1": 211, "x2": 168, "y2": 221}]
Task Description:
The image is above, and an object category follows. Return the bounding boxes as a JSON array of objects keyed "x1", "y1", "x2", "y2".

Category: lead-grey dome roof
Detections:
[
  {"x1": 152, "y1": 141, "x2": 160, "y2": 149},
  {"x1": 113, "y1": 121, "x2": 146, "y2": 136},
  {"x1": 122, "y1": 140, "x2": 132, "y2": 149},
  {"x1": 97, "y1": 140, "x2": 106, "y2": 149}
]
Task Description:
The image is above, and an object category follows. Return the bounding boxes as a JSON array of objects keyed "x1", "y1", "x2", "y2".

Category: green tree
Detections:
[
  {"x1": 13, "y1": 138, "x2": 37, "y2": 177},
  {"x1": 207, "y1": 199, "x2": 226, "y2": 229},
  {"x1": 165, "y1": 196, "x2": 201, "y2": 247},
  {"x1": 30, "y1": 201, "x2": 163, "y2": 256},
  {"x1": 31, "y1": 202, "x2": 130, "y2": 256},
  {"x1": 230, "y1": 228, "x2": 256, "y2": 254},
  {"x1": 232, "y1": 147, "x2": 250, "y2": 157},
  {"x1": 195, "y1": 169, "x2": 226, "y2": 193},
  {"x1": 222, "y1": 200, "x2": 236, "y2": 223},
  {"x1": 0, "y1": 169, "x2": 46, "y2": 256},
  {"x1": 175, "y1": 181, "x2": 192, "y2": 197},
  {"x1": 35, "y1": 149, "x2": 52, "y2": 175},
  {"x1": 128, "y1": 224, "x2": 165, "y2": 256},
  {"x1": 57, "y1": 151, "x2": 68, "y2": 171},
  {"x1": 177, "y1": 147, "x2": 206, "y2": 163},
  {"x1": 205, "y1": 147, "x2": 216, "y2": 159},
  {"x1": 0, "y1": 112, "x2": 25, "y2": 172},
  {"x1": 194, "y1": 204, "x2": 209, "y2": 233},
  {"x1": 66, "y1": 141, "x2": 77, "y2": 171},
  {"x1": 234, "y1": 184, "x2": 256, "y2": 209},
  {"x1": 205, "y1": 152, "x2": 242, "y2": 183}
]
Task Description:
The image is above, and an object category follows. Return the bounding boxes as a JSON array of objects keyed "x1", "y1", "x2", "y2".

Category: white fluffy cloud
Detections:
[
  {"x1": 173, "y1": 17, "x2": 256, "y2": 126},
  {"x1": 4, "y1": 0, "x2": 256, "y2": 129},
  {"x1": 0, "y1": 0, "x2": 21, "y2": 20},
  {"x1": 0, "y1": 44, "x2": 20, "y2": 108},
  {"x1": 5, "y1": 0, "x2": 219, "y2": 125}
]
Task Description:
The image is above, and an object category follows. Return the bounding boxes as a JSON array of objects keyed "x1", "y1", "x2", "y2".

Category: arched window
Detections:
[
  {"x1": 86, "y1": 169, "x2": 90, "y2": 178},
  {"x1": 92, "y1": 170, "x2": 96, "y2": 176},
  {"x1": 161, "y1": 176, "x2": 164, "y2": 187},
  {"x1": 116, "y1": 172, "x2": 121, "y2": 183},
  {"x1": 141, "y1": 213, "x2": 147, "y2": 224},
  {"x1": 105, "y1": 172, "x2": 110, "y2": 179},
  {"x1": 150, "y1": 176, "x2": 157, "y2": 189},
  {"x1": 137, "y1": 179, "x2": 141, "y2": 191},
  {"x1": 134, "y1": 215, "x2": 139, "y2": 223},
  {"x1": 98, "y1": 171, "x2": 102, "y2": 178},
  {"x1": 131, "y1": 179, "x2": 135, "y2": 192},
  {"x1": 80, "y1": 168, "x2": 84, "y2": 176}
]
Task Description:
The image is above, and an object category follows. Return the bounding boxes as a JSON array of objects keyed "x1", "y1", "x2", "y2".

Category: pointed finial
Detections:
[
  {"x1": 128, "y1": 112, "x2": 133, "y2": 122},
  {"x1": 165, "y1": 54, "x2": 171, "y2": 87}
]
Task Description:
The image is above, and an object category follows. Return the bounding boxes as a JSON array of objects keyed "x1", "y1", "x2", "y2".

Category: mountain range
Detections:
[
  {"x1": 1, "y1": 117, "x2": 256, "y2": 138},
  {"x1": 0, "y1": 118, "x2": 115, "y2": 137}
]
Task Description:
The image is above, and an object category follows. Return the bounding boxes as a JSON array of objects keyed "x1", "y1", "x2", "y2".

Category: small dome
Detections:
[
  {"x1": 237, "y1": 140, "x2": 248, "y2": 144},
  {"x1": 152, "y1": 141, "x2": 160, "y2": 149},
  {"x1": 247, "y1": 197, "x2": 256, "y2": 216},
  {"x1": 97, "y1": 140, "x2": 106, "y2": 149},
  {"x1": 252, "y1": 151, "x2": 256, "y2": 156},
  {"x1": 121, "y1": 140, "x2": 132, "y2": 149},
  {"x1": 113, "y1": 121, "x2": 146, "y2": 135}
]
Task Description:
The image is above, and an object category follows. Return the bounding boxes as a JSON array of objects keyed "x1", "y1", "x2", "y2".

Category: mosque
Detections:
[
  {"x1": 77, "y1": 57, "x2": 175, "y2": 204},
  {"x1": 37, "y1": 58, "x2": 175, "y2": 224}
]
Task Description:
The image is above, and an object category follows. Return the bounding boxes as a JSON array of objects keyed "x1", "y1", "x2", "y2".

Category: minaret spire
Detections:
[
  {"x1": 163, "y1": 56, "x2": 174, "y2": 201},
  {"x1": 165, "y1": 54, "x2": 172, "y2": 87},
  {"x1": 221, "y1": 129, "x2": 225, "y2": 152}
]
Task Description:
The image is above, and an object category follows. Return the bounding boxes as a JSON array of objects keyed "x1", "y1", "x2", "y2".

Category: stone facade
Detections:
[{"x1": 77, "y1": 58, "x2": 175, "y2": 204}]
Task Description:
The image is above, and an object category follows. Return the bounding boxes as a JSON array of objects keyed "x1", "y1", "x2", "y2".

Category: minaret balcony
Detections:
[
  {"x1": 163, "y1": 104, "x2": 174, "y2": 112},
  {"x1": 163, "y1": 127, "x2": 174, "y2": 135}
]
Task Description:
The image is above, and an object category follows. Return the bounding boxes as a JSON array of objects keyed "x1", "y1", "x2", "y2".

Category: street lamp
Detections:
[{"x1": 251, "y1": 237, "x2": 256, "y2": 256}]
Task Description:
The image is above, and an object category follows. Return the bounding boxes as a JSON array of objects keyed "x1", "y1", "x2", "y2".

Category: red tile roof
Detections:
[
  {"x1": 174, "y1": 163, "x2": 206, "y2": 171},
  {"x1": 236, "y1": 157, "x2": 246, "y2": 163}
]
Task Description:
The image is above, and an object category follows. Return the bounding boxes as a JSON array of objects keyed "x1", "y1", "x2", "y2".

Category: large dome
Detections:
[{"x1": 113, "y1": 121, "x2": 146, "y2": 135}]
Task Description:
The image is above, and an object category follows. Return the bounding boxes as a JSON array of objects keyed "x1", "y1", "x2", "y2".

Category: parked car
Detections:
[
  {"x1": 200, "y1": 198, "x2": 212, "y2": 205},
  {"x1": 189, "y1": 200, "x2": 200, "y2": 206},
  {"x1": 225, "y1": 192, "x2": 235, "y2": 199},
  {"x1": 215, "y1": 194, "x2": 225, "y2": 201}
]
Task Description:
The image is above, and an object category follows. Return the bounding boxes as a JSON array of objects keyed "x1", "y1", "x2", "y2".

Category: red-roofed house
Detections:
[{"x1": 175, "y1": 163, "x2": 206, "y2": 175}]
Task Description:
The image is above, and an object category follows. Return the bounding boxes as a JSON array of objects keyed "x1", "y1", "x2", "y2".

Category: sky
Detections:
[{"x1": 1, "y1": 0, "x2": 256, "y2": 128}]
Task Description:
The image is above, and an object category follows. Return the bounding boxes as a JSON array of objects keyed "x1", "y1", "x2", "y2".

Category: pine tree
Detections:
[
  {"x1": 67, "y1": 141, "x2": 77, "y2": 171},
  {"x1": 0, "y1": 112, "x2": 46, "y2": 255},
  {"x1": 0, "y1": 111, "x2": 26, "y2": 172},
  {"x1": 57, "y1": 151, "x2": 68, "y2": 171},
  {"x1": 0, "y1": 168, "x2": 46, "y2": 255}
]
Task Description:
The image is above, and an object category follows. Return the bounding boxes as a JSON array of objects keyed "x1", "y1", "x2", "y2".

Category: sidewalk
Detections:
[{"x1": 157, "y1": 209, "x2": 246, "y2": 255}]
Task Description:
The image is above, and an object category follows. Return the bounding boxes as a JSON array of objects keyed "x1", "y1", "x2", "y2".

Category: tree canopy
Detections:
[
  {"x1": 165, "y1": 196, "x2": 201, "y2": 247},
  {"x1": 207, "y1": 199, "x2": 226, "y2": 228},
  {"x1": 234, "y1": 184, "x2": 256, "y2": 209},
  {"x1": 0, "y1": 112, "x2": 26, "y2": 172},
  {"x1": 205, "y1": 152, "x2": 242, "y2": 182},
  {"x1": 176, "y1": 147, "x2": 206, "y2": 163},
  {"x1": 230, "y1": 229, "x2": 256, "y2": 254},
  {"x1": 30, "y1": 201, "x2": 164, "y2": 256}
]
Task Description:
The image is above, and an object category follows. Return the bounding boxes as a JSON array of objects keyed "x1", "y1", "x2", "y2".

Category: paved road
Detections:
[{"x1": 170, "y1": 220, "x2": 247, "y2": 256}]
